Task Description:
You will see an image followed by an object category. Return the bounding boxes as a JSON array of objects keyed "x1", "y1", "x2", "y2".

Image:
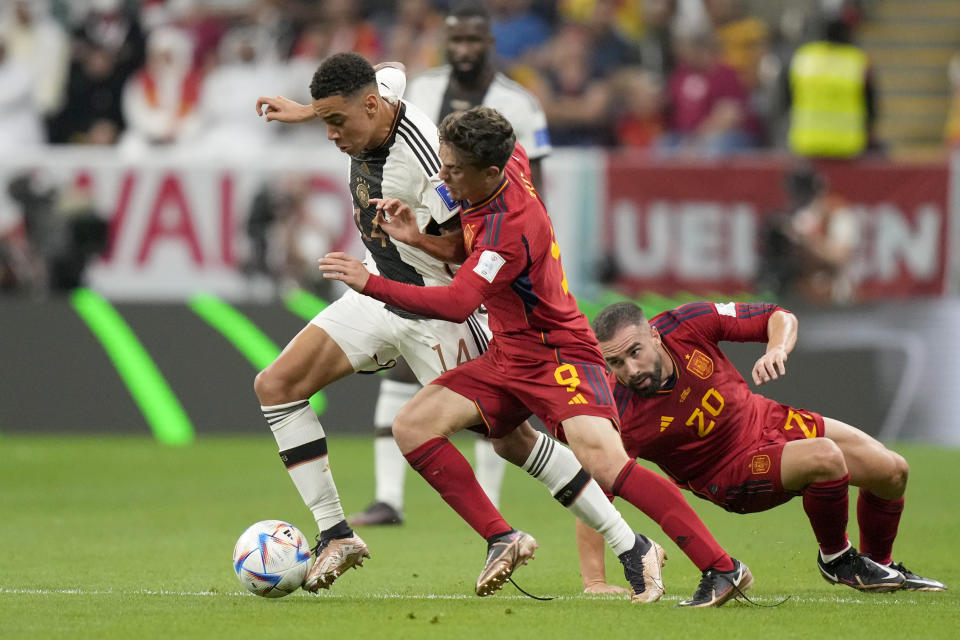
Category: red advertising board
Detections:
[{"x1": 603, "y1": 155, "x2": 951, "y2": 299}]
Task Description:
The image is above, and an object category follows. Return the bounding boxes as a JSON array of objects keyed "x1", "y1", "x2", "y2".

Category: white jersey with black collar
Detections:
[
  {"x1": 405, "y1": 65, "x2": 552, "y2": 160},
  {"x1": 346, "y1": 69, "x2": 460, "y2": 302}
]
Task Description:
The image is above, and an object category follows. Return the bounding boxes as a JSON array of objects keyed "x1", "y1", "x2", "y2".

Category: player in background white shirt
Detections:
[
  {"x1": 255, "y1": 53, "x2": 647, "y2": 598},
  {"x1": 350, "y1": 0, "x2": 554, "y2": 528}
]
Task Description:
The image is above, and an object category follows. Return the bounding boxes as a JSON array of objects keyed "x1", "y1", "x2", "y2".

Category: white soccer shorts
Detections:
[{"x1": 310, "y1": 288, "x2": 491, "y2": 385}]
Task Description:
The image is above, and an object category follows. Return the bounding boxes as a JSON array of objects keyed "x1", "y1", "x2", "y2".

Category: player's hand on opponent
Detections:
[
  {"x1": 255, "y1": 95, "x2": 315, "y2": 123},
  {"x1": 582, "y1": 582, "x2": 632, "y2": 596},
  {"x1": 318, "y1": 252, "x2": 371, "y2": 292},
  {"x1": 752, "y1": 347, "x2": 788, "y2": 386},
  {"x1": 370, "y1": 198, "x2": 420, "y2": 246}
]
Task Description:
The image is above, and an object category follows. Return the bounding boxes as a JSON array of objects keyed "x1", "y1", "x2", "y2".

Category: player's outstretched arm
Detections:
[
  {"x1": 255, "y1": 96, "x2": 316, "y2": 123},
  {"x1": 372, "y1": 198, "x2": 467, "y2": 264},
  {"x1": 576, "y1": 519, "x2": 631, "y2": 595},
  {"x1": 752, "y1": 309, "x2": 798, "y2": 386}
]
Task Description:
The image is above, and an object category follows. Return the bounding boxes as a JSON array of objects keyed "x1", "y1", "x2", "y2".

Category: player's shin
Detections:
[
  {"x1": 405, "y1": 436, "x2": 512, "y2": 538},
  {"x1": 265, "y1": 400, "x2": 348, "y2": 535},
  {"x1": 522, "y1": 431, "x2": 634, "y2": 554},
  {"x1": 612, "y1": 461, "x2": 733, "y2": 572},
  {"x1": 857, "y1": 489, "x2": 903, "y2": 565}
]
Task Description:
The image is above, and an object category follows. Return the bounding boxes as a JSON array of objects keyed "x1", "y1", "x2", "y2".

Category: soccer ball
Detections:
[{"x1": 232, "y1": 520, "x2": 312, "y2": 598}]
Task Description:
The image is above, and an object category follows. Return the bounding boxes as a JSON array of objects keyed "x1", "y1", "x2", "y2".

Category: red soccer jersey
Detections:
[
  {"x1": 364, "y1": 144, "x2": 601, "y2": 360},
  {"x1": 613, "y1": 302, "x2": 797, "y2": 491}
]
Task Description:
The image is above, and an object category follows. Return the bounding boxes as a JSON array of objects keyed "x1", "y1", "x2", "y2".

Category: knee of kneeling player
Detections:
[
  {"x1": 809, "y1": 440, "x2": 848, "y2": 482},
  {"x1": 883, "y1": 452, "x2": 909, "y2": 495}
]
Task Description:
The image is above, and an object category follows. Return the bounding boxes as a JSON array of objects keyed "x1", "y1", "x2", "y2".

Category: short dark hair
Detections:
[
  {"x1": 449, "y1": 0, "x2": 490, "y2": 22},
  {"x1": 438, "y1": 106, "x2": 515, "y2": 171},
  {"x1": 592, "y1": 302, "x2": 648, "y2": 342},
  {"x1": 310, "y1": 52, "x2": 377, "y2": 100}
]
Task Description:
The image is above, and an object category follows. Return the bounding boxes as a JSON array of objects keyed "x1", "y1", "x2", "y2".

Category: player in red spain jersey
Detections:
[
  {"x1": 319, "y1": 106, "x2": 746, "y2": 604},
  {"x1": 583, "y1": 300, "x2": 946, "y2": 604}
]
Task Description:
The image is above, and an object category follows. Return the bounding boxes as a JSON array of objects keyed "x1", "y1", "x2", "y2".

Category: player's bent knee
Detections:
[
  {"x1": 810, "y1": 439, "x2": 848, "y2": 481},
  {"x1": 885, "y1": 451, "x2": 909, "y2": 495}
]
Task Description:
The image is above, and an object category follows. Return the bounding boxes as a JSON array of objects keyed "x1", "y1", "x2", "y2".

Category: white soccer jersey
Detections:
[
  {"x1": 405, "y1": 65, "x2": 552, "y2": 160},
  {"x1": 347, "y1": 69, "x2": 460, "y2": 301}
]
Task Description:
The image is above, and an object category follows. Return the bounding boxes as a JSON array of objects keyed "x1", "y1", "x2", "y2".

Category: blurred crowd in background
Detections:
[
  {"x1": 3, "y1": 0, "x2": 955, "y2": 157},
  {"x1": 0, "y1": 0, "x2": 956, "y2": 306}
]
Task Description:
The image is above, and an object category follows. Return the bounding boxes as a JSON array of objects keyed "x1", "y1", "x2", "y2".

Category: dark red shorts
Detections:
[
  {"x1": 687, "y1": 407, "x2": 825, "y2": 514},
  {"x1": 432, "y1": 340, "x2": 619, "y2": 439}
]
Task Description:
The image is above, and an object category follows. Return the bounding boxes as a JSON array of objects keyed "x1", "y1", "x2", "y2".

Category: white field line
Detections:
[{"x1": 0, "y1": 587, "x2": 938, "y2": 606}]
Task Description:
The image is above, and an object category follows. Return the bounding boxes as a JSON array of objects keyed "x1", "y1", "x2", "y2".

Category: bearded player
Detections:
[{"x1": 580, "y1": 300, "x2": 946, "y2": 604}]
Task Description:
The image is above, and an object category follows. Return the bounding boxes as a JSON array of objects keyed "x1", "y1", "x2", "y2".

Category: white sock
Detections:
[
  {"x1": 820, "y1": 541, "x2": 853, "y2": 563},
  {"x1": 372, "y1": 379, "x2": 419, "y2": 512},
  {"x1": 522, "y1": 431, "x2": 635, "y2": 555},
  {"x1": 475, "y1": 437, "x2": 506, "y2": 508},
  {"x1": 264, "y1": 399, "x2": 345, "y2": 534}
]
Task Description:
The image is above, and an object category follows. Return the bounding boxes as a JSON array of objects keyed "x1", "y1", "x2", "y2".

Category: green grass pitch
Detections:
[{"x1": 1, "y1": 435, "x2": 957, "y2": 639}]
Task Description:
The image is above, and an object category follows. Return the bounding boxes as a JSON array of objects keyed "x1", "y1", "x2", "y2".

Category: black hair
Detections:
[
  {"x1": 449, "y1": 0, "x2": 490, "y2": 22},
  {"x1": 438, "y1": 106, "x2": 515, "y2": 171},
  {"x1": 592, "y1": 302, "x2": 648, "y2": 343},
  {"x1": 309, "y1": 52, "x2": 377, "y2": 100}
]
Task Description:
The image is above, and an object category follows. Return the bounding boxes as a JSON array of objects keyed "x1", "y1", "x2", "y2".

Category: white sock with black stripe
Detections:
[
  {"x1": 522, "y1": 431, "x2": 635, "y2": 555},
  {"x1": 265, "y1": 400, "x2": 346, "y2": 534}
]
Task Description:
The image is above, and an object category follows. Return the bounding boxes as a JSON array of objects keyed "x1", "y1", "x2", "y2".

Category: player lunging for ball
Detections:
[{"x1": 320, "y1": 106, "x2": 748, "y2": 602}]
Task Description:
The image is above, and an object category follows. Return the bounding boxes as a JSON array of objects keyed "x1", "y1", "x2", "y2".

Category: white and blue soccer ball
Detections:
[{"x1": 232, "y1": 520, "x2": 312, "y2": 598}]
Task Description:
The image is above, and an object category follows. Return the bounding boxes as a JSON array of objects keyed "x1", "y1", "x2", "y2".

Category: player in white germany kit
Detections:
[
  {"x1": 350, "y1": 0, "x2": 553, "y2": 528},
  {"x1": 255, "y1": 53, "x2": 647, "y2": 597}
]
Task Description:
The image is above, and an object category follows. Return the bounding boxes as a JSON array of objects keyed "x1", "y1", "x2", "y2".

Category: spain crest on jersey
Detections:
[{"x1": 686, "y1": 349, "x2": 714, "y2": 379}]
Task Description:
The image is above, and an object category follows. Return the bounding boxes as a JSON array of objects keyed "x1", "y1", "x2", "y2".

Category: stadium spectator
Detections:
[
  {"x1": 118, "y1": 25, "x2": 203, "y2": 158},
  {"x1": 320, "y1": 106, "x2": 748, "y2": 606},
  {"x1": 72, "y1": 0, "x2": 147, "y2": 83},
  {"x1": 636, "y1": 0, "x2": 677, "y2": 80},
  {"x1": 190, "y1": 26, "x2": 288, "y2": 159},
  {"x1": 0, "y1": 31, "x2": 45, "y2": 151},
  {"x1": 557, "y1": 0, "x2": 642, "y2": 79},
  {"x1": 380, "y1": 0, "x2": 444, "y2": 79},
  {"x1": 661, "y1": 26, "x2": 761, "y2": 156},
  {"x1": 559, "y1": 0, "x2": 644, "y2": 39},
  {"x1": 786, "y1": 18, "x2": 875, "y2": 158},
  {"x1": 351, "y1": 0, "x2": 554, "y2": 528},
  {"x1": 48, "y1": 39, "x2": 128, "y2": 145},
  {"x1": 528, "y1": 23, "x2": 614, "y2": 146},
  {"x1": 584, "y1": 301, "x2": 947, "y2": 595},
  {"x1": 488, "y1": 0, "x2": 552, "y2": 63},
  {"x1": 287, "y1": 0, "x2": 381, "y2": 63},
  {"x1": 705, "y1": 0, "x2": 770, "y2": 91},
  {"x1": 1, "y1": 0, "x2": 70, "y2": 126},
  {"x1": 611, "y1": 67, "x2": 664, "y2": 148}
]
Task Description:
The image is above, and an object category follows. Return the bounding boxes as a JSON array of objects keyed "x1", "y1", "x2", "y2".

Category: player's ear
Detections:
[
  {"x1": 363, "y1": 91, "x2": 379, "y2": 116},
  {"x1": 650, "y1": 325, "x2": 661, "y2": 345},
  {"x1": 483, "y1": 165, "x2": 500, "y2": 180}
]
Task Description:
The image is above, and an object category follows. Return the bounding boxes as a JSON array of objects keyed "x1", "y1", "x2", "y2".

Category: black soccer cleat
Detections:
[
  {"x1": 817, "y1": 548, "x2": 905, "y2": 592},
  {"x1": 677, "y1": 558, "x2": 753, "y2": 608},
  {"x1": 887, "y1": 561, "x2": 947, "y2": 591},
  {"x1": 617, "y1": 533, "x2": 666, "y2": 603},
  {"x1": 347, "y1": 501, "x2": 403, "y2": 527}
]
